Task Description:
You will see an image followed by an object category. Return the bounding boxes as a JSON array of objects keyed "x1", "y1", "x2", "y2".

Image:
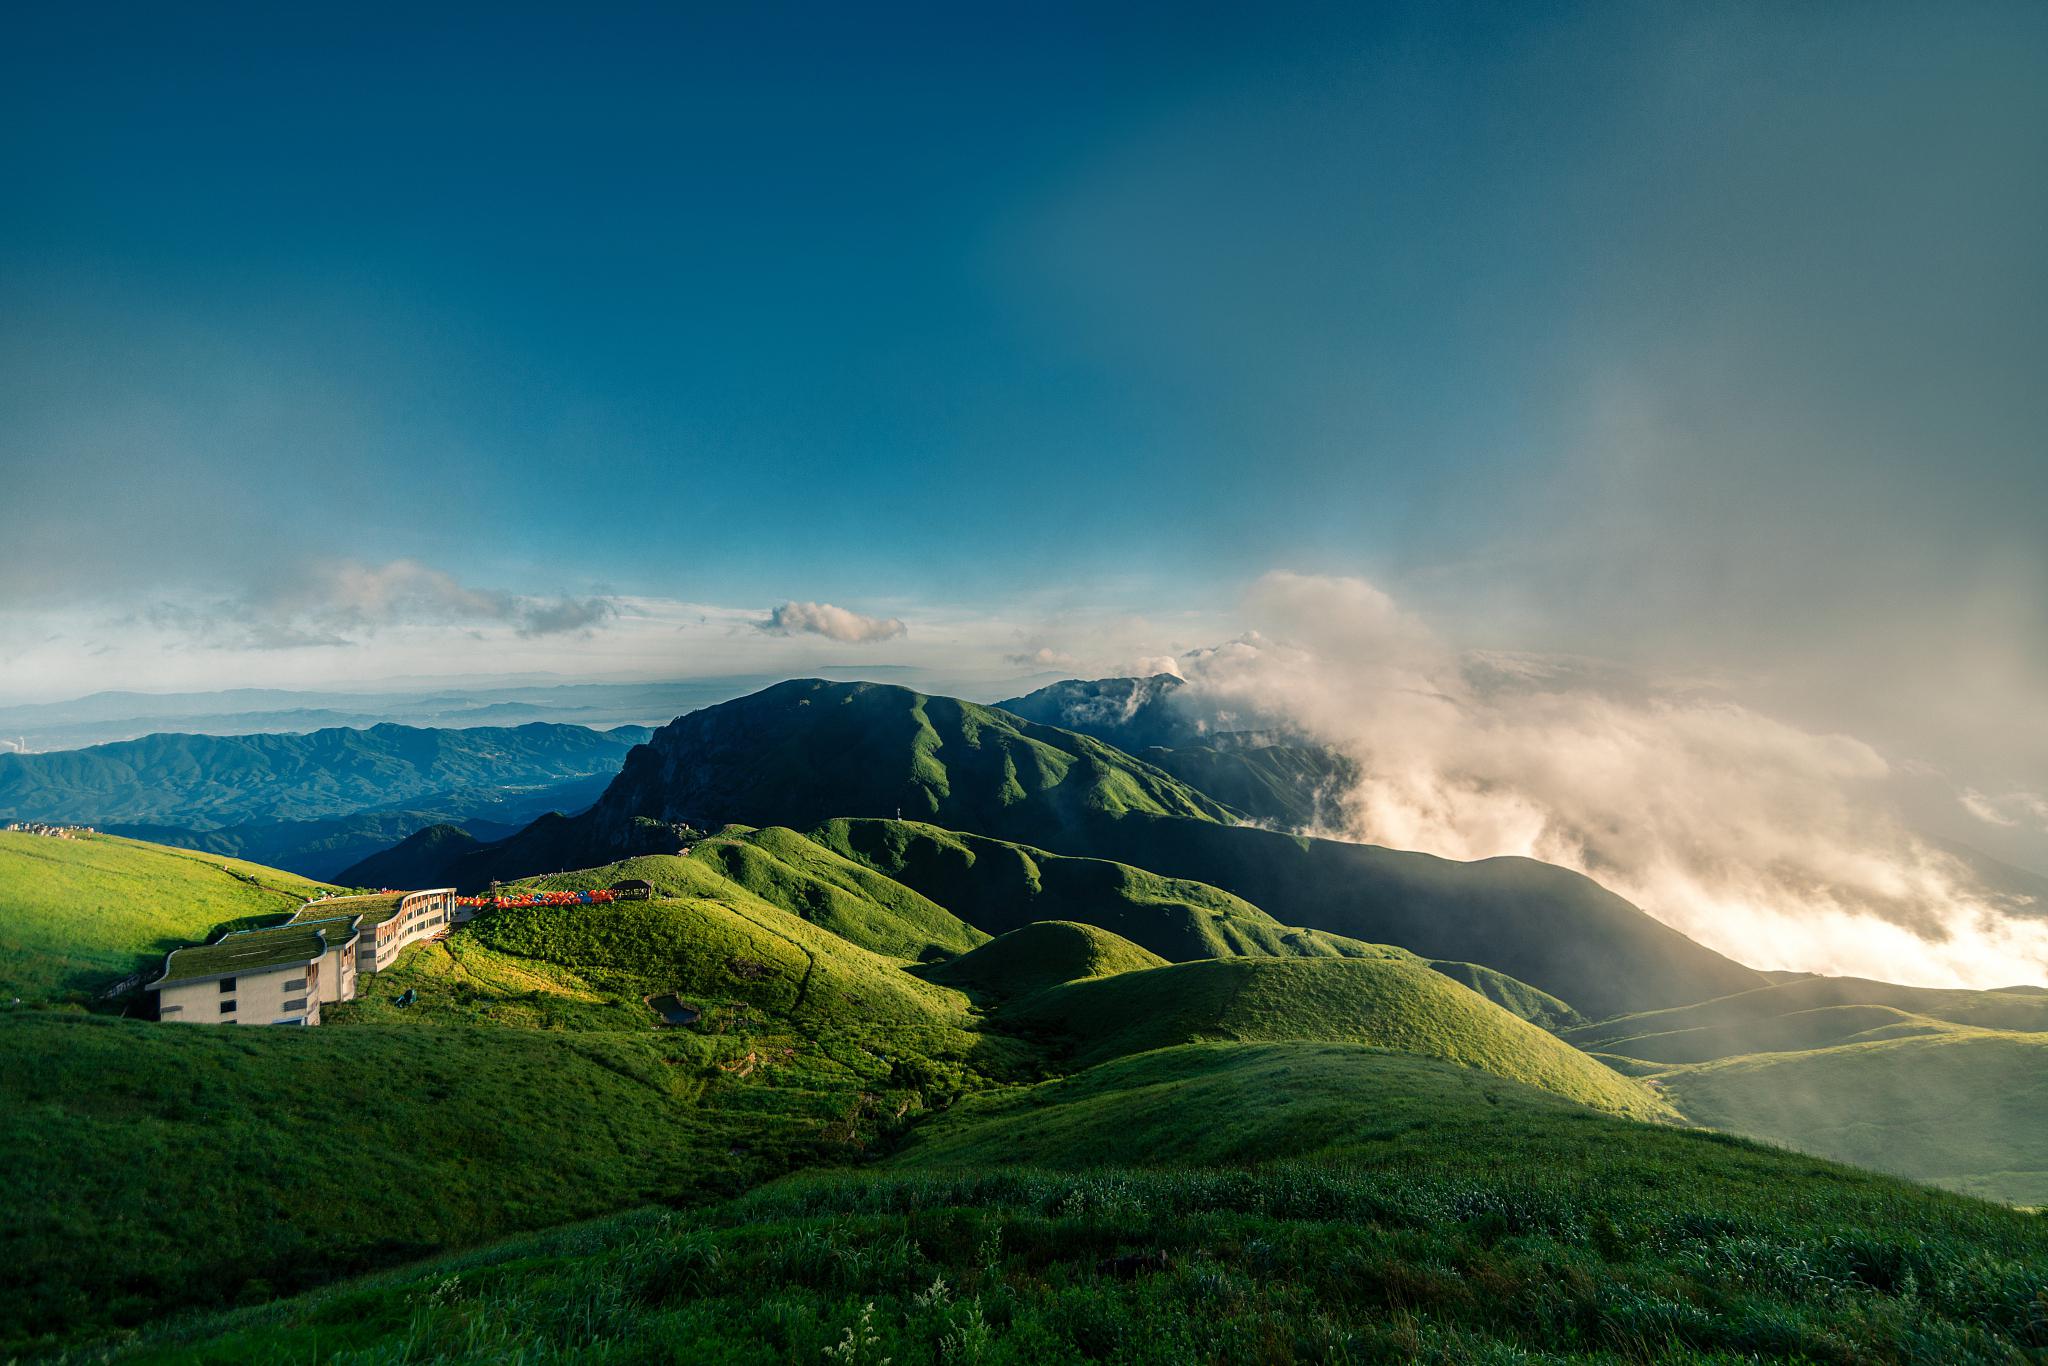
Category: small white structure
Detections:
[{"x1": 148, "y1": 888, "x2": 456, "y2": 1026}]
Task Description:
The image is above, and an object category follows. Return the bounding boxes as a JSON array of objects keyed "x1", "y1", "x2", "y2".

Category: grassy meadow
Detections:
[
  {"x1": 84, "y1": 1043, "x2": 2048, "y2": 1364},
  {"x1": 998, "y1": 957, "x2": 1671, "y2": 1119},
  {"x1": 0, "y1": 831, "x2": 331, "y2": 1003}
]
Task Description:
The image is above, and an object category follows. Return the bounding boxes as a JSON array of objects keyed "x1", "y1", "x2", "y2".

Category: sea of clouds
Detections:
[{"x1": 1155, "y1": 572, "x2": 2047, "y2": 990}]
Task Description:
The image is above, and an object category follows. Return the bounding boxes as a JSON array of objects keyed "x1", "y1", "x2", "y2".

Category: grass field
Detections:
[
  {"x1": 999, "y1": 957, "x2": 1671, "y2": 1120},
  {"x1": 0, "y1": 832, "x2": 332, "y2": 1003},
  {"x1": 91, "y1": 1043, "x2": 2048, "y2": 1365},
  {"x1": 0, "y1": 1011, "x2": 746, "y2": 1353}
]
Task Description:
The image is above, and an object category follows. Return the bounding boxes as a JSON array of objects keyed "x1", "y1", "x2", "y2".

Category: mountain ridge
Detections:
[{"x1": 345, "y1": 679, "x2": 1770, "y2": 1016}]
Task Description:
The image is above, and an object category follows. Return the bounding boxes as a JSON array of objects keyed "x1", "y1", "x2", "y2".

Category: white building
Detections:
[{"x1": 147, "y1": 888, "x2": 457, "y2": 1026}]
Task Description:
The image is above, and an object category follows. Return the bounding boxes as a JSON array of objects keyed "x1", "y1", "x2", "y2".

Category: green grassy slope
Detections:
[
  {"x1": 920, "y1": 920, "x2": 1169, "y2": 1002},
  {"x1": 1427, "y1": 958, "x2": 1585, "y2": 1029},
  {"x1": 0, "y1": 1011, "x2": 744, "y2": 1353},
  {"x1": 810, "y1": 818, "x2": 1387, "y2": 964},
  {"x1": 102, "y1": 1043, "x2": 2048, "y2": 1365},
  {"x1": 0, "y1": 851, "x2": 1031, "y2": 1354},
  {"x1": 688, "y1": 825, "x2": 986, "y2": 960},
  {"x1": 473, "y1": 888, "x2": 976, "y2": 1041},
  {"x1": 1660, "y1": 1028, "x2": 2048, "y2": 1206},
  {"x1": 999, "y1": 957, "x2": 1669, "y2": 1119},
  {"x1": 0, "y1": 831, "x2": 331, "y2": 1003}
]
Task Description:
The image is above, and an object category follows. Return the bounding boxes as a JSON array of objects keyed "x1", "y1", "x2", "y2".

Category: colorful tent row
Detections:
[{"x1": 453, "y1": 888, "x2": 620, "y2": 909}]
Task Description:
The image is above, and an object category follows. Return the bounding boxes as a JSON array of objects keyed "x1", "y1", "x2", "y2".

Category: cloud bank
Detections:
[
  {"x1": 1164, "y1": 573, "x2": 2047, "y2": 990},
  {"x1": 758, "y1": 601, "x2": 907, "y2": 643},
  {"x1": 149, "y1": 558, "x2": 618, "y2": 649}
]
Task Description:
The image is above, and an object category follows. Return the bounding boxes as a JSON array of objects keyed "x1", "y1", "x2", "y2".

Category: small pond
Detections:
[{"x1": 646, "y1": 994, "x2": 701, "y2": 1026}]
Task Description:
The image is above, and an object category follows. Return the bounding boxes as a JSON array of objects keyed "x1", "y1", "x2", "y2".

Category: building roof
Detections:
[
  {"x1": 291, "y1": 893, "x2": 405, "y2": 927},
  {"x1": 285, "y1": 914, "x2": 364, "y2": 942},
  {"x1": 289, "y1": 889, "x2": 452, "y2": 929},
  {"x1": 149, "y1": 924, "x2": 343, "y2": 988}
]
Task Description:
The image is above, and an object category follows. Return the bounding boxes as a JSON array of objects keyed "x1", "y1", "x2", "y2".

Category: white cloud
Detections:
[
  {"x1": 245, "y1": 558, "x2": 616, "y2": 639},
  {"x1": 1165, "y1": 571, "x2": 2048, "y2": 989},
  {"x1": 128, "y1": 558, "x2": 621, "y2": 650},
  {"x1": 1960, "y1": 788, "x2": 2048, "y2": 832},
  {"x1": 1127, "y1": 654, "x2": 1185, "y2": 680},
  {"x1": 757, "y1": 601, "x2": 907, "y2": 643},
  {"x1": 1006, "y1": 646, "x2": 1078, "y2": 669}
]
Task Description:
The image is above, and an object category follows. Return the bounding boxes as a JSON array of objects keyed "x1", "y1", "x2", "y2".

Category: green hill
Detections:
[
  {"x1": 808, "y1": 818, "x2": 1386, "y2": 963},
  {"x1": 472, "y1": 870, "x2": 987, "y2": 1054},
  {"x1": 334, "y1": 819, "x2": 482, "y2": 889},
  {"x1": 1662, "y1": 1028, "x2": 2048, "y2": 1206},
  {"x1": 0, "y1": 830, "x2": 331, "y2": 1003},
  {"x1": 920, "y1": 920, "x2": 1169, "y2": 1002},
  {"x1": 687, "y1": 825, "x2": 986, "y2": 960},
  {"x1": 88, "y1": 1042, "x2": 2048, "y2": 1365},
  {"x1": 997, "y1": 956, "x2": 1669, "y2": 1119},
  {"x1": 1140, "y1": 739, "x2": 1357, "y2": 831}
]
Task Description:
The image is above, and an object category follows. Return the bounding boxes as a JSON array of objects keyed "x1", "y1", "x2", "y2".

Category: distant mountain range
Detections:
[
  {"x1": 0, "y1": 668, "x2": 1071, "y2": 752},
  {"x1": 0, "y1": 681, "x2": 751, "y2": 752},
  {"x1": 0, "y1": 723, "x2": 651, "y2": 878}
]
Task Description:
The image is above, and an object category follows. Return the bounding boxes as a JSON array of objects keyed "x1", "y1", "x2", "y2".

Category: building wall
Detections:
[
  {"x1": 316, "y1": 940, "x2": 357, "y2": 1003},
  {"x1": 357, "y1": 890, "x2": 456, "y2": 973},
  {"x1": 156, "y1": 962, "x2": 320, "y2": 1026}
]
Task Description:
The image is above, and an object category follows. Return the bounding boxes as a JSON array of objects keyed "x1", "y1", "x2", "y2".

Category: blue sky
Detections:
[{"x1": 2, "y1": 3, "x2": 2043, "y2": 758}]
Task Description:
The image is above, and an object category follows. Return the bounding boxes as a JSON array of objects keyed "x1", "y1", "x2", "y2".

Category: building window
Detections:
[
  {"x1": 220, "y1": 1000, "x2": 237, "y2": 1015},
  {"x1": 282, "y1": 997, "x2": 308, "y2": 1012},
  {"x1": 160, "y1": 1005, "x2": 182, "y2": 1017},
  {"x1": 283, "y1": 977, "x2": 307, "y2": 991},
  {"x1": 219, "y1": 977, "x2": 237, "y2": 993}
]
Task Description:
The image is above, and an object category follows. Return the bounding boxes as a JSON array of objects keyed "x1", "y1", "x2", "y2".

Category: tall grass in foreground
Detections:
[{"x1": 96, "y1": 1158, "x2": 2048, "y2": 1365}]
